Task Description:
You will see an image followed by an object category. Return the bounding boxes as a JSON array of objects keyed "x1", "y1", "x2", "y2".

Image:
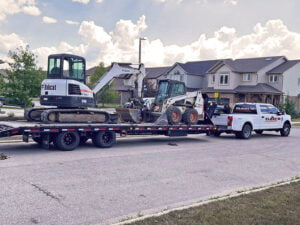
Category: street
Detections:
[{"x1": 0, "y1": 128, "x2": 300, "y2": 225}]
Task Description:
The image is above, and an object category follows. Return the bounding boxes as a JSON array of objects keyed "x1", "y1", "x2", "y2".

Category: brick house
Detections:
[{"x1": 203, "y1": 56, "x2": 287, "y2": 106}]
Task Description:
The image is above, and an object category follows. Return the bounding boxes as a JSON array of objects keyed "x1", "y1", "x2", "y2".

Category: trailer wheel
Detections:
[
  {"x1": 280, "y1": 122, "x2": 291, "y2": 137},
  {"x1": 166, "y1": 107, "x2": 182, "y2": 125},
  {"x1": 32, "y1": 137, "x2": 42, "y2": 145},
  {"x1": 182, "y1": 108, "x2": 198, "y2": 125},
  {"x1": 92, "y1": 131, "x2": 116, "y2": 148},
  {"x1": 236, "y1": 123, "x2": 252, "y2": 139},
  {"x1": 80, "y1": 136, "x2": 89, "y2": 145},
  {"x1": 55, "y1": 132, "x2": 80, "y2": 151}
]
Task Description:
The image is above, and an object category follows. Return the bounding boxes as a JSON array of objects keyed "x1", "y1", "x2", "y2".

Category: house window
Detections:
[
  {"x1": 242, "y1": 73, "x2": 251, "y2": 81},
  {"x1": 174, "y1": 70, "x2": 180, "y2": 75},
  {"x1": 269, "y1": 75, "x2": 278, "y2": 83},
  {"x1": 212, "y1": 75, "x2": 215, "y2": 83},
  {"x1": 220, "y1": 73, "x2": 229, "y2": 85}
]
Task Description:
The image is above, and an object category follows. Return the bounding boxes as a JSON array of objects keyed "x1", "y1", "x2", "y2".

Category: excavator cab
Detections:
[
  {"x1": 155, "y1": 80, "x2": 186, "y2": 105},
  {"x1": 47, "y1": 54, "x2": 86, "y2": 84}
]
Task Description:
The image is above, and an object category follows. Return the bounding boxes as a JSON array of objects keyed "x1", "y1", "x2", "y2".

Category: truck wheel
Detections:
[
  {"x1": 92, "y1": 131, "x2": 116, "y2": 148},
  {"x1": 236, "y1": 123, "x2": 252, "y2": 139},
  {"x1": 280, "y1": 122, "x2": 291, "y2": 137},
  {"x1": 166, "y1": 107, "x2": 182, "y2": 125},
  {"x1": 55, "y1": 132, "x2": 80, "y2": 151},
  {"x1": 182, "y1": 108, "x2": 198, "y2": 125},
  {"x1": 255, "y1": 130, "x2": 263, "y2": 134}
]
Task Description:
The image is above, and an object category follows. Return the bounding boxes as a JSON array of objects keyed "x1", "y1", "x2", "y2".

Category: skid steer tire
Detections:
[
  {"x1": 182, "y1": 108, "x2": 198, "y2": 125},
  {"x1": 166, "y1": 107, "x2": 182, "y2": 125}
]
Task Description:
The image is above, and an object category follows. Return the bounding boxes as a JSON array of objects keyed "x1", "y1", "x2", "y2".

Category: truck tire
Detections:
[
  {"x1": 166, "y1": 107, "x2": 182, "y2": 125},
  {"x1": 182, "y1": 108, "x2": 198, "y2": 125},
  {"x1": 92, "y1": 131, "x2": 116, "y2": 148},
  {"x1": 280, "y1": 122, "x2": 291, "y2": 137},
  {"x1": 236, "y1": 123, "x2": 252, "y2": 139},
  {"x1": 54, "y1": 132, "x2": 80, "y2": 151},
  {"x1": 255, "y1": 130, "x2": 263, "y2": 134}
]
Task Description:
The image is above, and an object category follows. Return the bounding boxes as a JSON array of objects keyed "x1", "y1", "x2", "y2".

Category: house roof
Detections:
[
  {"x1": 267, "y1": 60, "x2": 300, "y2": 74},
  {"x1": 177, "y1": 60, "x2": 220, "y2": 76},
  {"x1": 145, "y1": 66, "x2": 171, "y2": 79},
  {"x1": 203, "y1": 83, "x2": 282, "y2": 94},
  {"x1": 209, "y1": 56, "x2": 285, "y2": 73},
  {"x1": 86, "y1": 67, "x2": 97, "y2": 77}
]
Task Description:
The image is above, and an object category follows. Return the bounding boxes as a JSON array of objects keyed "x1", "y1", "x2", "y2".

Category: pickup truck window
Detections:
[
  {"x1": 260, "y1": 104, "x2": 279, "y2": 114},
  {"x1": 233, "y1": 104, "x2": 257, "y2": 114}
]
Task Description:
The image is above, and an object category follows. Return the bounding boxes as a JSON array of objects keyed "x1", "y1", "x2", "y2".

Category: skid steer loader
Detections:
[{"x1": 117, "y1": 79, "x2": 206, "y2": 125}]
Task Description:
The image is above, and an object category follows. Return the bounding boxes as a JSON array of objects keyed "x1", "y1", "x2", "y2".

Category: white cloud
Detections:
[
  {"x1": 0, "y1": 0, "x2": 41, "y2": 22},
  {"x1": 42, "y1": 16, "x2": 57, "y2": 24},
  {"x1": 2, "y1": 18, "x2": 300, "y2": 70},
  {"x1": 96, "y1": 0, "x2": 104, "y2": 3},
  {"x1": 72, "y1": 0, "x2": 90, "y2": 4},
  {"x1": 65, "y1": 20, "x2": 80, "y2": 25},
  {"x1": 224, "y1": 0, "x2": 237, "y2": 5}
]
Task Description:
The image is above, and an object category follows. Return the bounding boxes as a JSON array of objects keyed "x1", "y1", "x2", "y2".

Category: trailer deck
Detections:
[{"x1": 0, "y1": 120, "x2": 215, "y2": 150}]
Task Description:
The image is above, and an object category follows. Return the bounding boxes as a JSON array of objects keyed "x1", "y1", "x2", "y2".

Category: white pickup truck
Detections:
[{"x1": 211, "y1": 103, "x2": 291, "y2": 139}]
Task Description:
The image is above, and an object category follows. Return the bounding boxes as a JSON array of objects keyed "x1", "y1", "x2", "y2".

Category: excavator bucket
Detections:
[{"x1": 116, "y1": 108, "x2": 142, "y2": 123}]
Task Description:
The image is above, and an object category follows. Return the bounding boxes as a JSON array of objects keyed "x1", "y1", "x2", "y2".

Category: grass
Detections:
[
  {"x1": 0, "y1": 106, "x2": 24, "y2": 110},
  {"x1": 292, "y1": 118, "x2": 300, "y2": 122},
  {"x1": 127, "y1": 181, "x2": 300, "y2": 225}
]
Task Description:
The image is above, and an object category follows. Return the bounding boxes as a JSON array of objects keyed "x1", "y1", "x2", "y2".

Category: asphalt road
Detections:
[{"x1": 0, "y1": 129, "x2": 300, "y2": 225}]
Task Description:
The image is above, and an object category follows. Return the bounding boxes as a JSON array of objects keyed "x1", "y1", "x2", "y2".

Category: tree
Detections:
[
  {"x1": 4, "y1": 46, "x2": 46, "y2": 107},
  {"x1": 283, "y1": 97, "x2": 297, "y2": 119},
  {"x1": 88, "y1": 62, "x2": 119, "y2": 107},
  {"x1": 0, "y1": 75, "x2": 4, "y2": 96}
]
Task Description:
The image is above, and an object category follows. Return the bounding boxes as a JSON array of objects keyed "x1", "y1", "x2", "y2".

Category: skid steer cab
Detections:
[{"x1": 145, "y1": 79, "x2": 205, "y2": 125}]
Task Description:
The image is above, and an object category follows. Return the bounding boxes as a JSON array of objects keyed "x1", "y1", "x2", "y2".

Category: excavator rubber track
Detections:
[
  {"x1": 25, "y1": 107, "x2": 56, "y2": 122},
  {"x1": 40, "y1": 109, "x2": 112, "y2": 123}
]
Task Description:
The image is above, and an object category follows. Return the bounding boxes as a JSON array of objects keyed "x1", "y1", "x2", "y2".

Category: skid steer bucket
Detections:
[
  {"x1": 153, "y1": 112, "x2": 168, "y2": 125},
  {"x1": 116, "y1": 108, "x2": 142, "y2": 123}
]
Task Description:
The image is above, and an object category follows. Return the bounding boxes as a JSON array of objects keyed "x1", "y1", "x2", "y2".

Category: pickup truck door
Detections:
[{"x1": 259, "y1": 104, "x2": 282, "y2": 129}]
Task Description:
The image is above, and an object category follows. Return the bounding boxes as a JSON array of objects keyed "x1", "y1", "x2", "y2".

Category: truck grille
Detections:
[{"x1": 68, "y1": 84, "x2": 81, "y2": 95}]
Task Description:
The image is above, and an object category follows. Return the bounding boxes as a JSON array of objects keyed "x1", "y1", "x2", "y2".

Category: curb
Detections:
[{"x1": 110, "y1": 176, "x2": 300, "y2": 225}]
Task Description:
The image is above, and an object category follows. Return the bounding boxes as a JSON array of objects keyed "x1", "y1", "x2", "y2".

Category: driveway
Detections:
[{"x1": 0, "y1": 129, "x2": 299, "y2": 225}]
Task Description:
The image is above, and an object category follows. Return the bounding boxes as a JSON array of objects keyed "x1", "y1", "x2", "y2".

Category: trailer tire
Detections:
[
  {"x1": 92, "y1": 131, "x2": 116, "y2": 148},
  {"x1": 280, "y1": 122, "x2": 291, "y2": 137},
  {"x1": 55, "y1": 132, "x2": 80, "y2": 151},
  {"x1": 182, "y1": 108, "x2": 198, "y2": 125},
  {"x1": 236, "y1": 123, "x2": 252, "y2": 139},
  {"x1": 166, "y1": 107, "x2": 182, "y2": 125},
  {"x1": 32, "y1": 137, "x2": 42, "y2": 145},
  {"x1": 80, "y1": 136, "x2": 89, "y2": 145},
  {"x1": 213, "y1": 131, "x2": 221, "y2": 137}
]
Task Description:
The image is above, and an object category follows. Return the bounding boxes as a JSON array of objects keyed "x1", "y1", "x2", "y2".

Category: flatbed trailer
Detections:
[{"x1": 0, "y1": 121, "x2": 215, "y2": 151}]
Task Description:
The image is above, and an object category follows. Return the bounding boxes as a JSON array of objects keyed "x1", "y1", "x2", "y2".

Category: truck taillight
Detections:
[{"x1": 227, "y1": 116, "x2": 233, "y2": 126}]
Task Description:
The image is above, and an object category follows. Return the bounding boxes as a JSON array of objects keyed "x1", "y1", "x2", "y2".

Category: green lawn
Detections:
[{"x1": 128, "y1": 181, "x2": 300, "y2": 225}]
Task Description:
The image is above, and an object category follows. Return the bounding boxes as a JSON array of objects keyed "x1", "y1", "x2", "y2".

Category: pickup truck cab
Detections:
[{"x1": 211, "y1": 103, "x2": 291, "y2": 139}]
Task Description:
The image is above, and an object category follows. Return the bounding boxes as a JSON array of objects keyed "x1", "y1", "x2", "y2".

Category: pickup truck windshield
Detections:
[{"x1": 233, "y1": 104, "x2": 257, "y2": 114}]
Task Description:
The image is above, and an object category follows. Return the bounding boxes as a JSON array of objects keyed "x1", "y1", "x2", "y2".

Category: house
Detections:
[
  {"x1": 144, "y1": 66, "x2": 171, "y2": 97},
  {"x1": 267, "y1": 60, "x2": 300, "y2": 112},
  {"x1": 204, "y1": 56, "x2": 287, "y2": 106},
  {"x1": 159, "y1": 60, "x2": 220, "y2": 91},
  {"x1": 0, "y1": 69, "x2": 8, "y2": 82}
]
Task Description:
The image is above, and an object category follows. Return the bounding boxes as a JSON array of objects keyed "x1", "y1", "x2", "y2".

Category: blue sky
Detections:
[{"x1": 1, "y1": 0, "x2": 300, "y2": 68}]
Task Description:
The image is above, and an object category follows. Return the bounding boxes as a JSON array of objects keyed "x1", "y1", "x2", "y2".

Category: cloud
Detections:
[
  {"x1": 72, "y1": 0, "x2": 90, "y2": 4},
  {"x1": 65, "y1": 20, "x2": 80, "y2": 25},
  {"x1": 224, "y1": 0, "x2": 237, "y2": 5},
  {"x1": 96, "y1": 0, "x2": 104, "y2": 3},
  {"x1": 2, "y1": 18, "x2": 300, "y2": 70},
  {"x1": 0, "y1": 0, "x2": 41, "y2": 22},
  {"x1": 42, "y1": 16, "x2": 58, "y2": 24}
]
